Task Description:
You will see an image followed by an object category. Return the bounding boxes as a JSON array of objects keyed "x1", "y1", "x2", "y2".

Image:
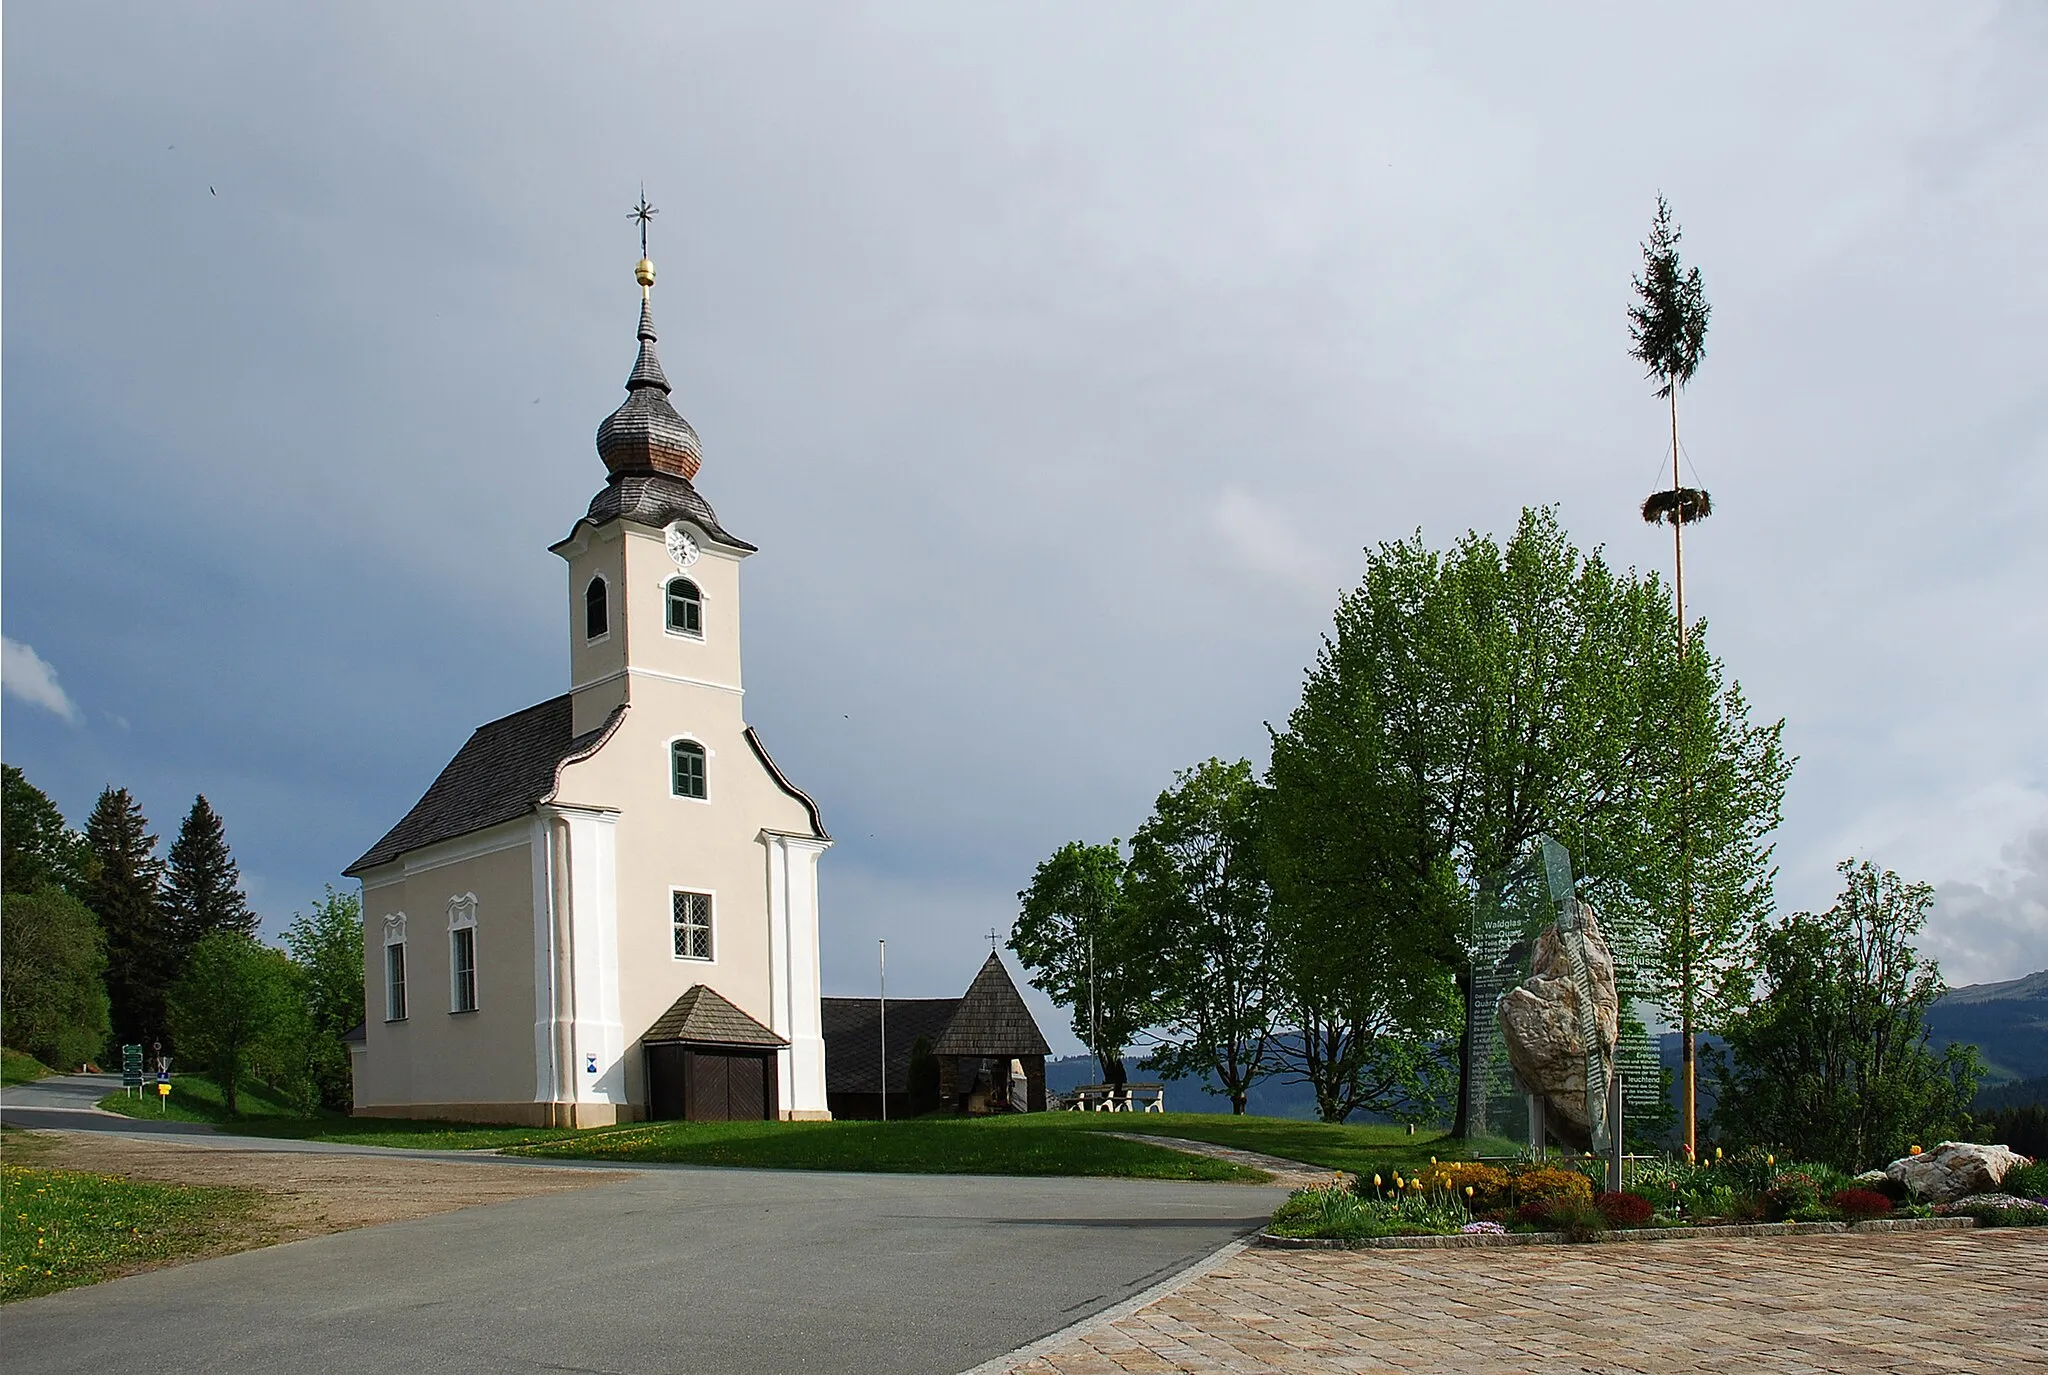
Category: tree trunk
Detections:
[{"x1": 1450, "y1": 965, "x2": 1474, "y2": 1139}]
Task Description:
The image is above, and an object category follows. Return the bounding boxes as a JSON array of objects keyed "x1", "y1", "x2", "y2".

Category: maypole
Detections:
[{"x1": 1628, "y1": 194, "x2": 1712, "y2": 1161}]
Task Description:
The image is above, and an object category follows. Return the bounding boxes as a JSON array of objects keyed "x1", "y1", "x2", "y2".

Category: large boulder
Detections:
[
  {"x1": 1885, "y1": 1141, "x2": 2033, "y2": 1203},
  {"x1": 1497, "y1": 903, "x2": 1620, "y2": 1138}
]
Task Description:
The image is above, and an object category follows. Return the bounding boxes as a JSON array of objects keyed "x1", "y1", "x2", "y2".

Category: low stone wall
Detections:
[{"x1": 1259, "y1": 1215, "x2": 1977, "y2": 1250}]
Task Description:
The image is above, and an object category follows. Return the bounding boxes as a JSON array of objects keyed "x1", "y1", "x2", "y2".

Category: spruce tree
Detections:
[
  {"x1": 165, "y1": 795, "x2": 255, "y2": 949},
  {"x1": 84, "y1": 787, "x2": 171, "y2": 1049}
]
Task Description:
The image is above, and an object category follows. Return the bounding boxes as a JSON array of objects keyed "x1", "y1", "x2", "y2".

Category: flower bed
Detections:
[{"x1": 1264, "y1": 1147, "x2": 2045, "y2": 1244}]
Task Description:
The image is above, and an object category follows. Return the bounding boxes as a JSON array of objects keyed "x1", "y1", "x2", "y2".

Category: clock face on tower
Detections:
[{"x1": 665, "y1": 524, "x2": 701, "y2": 569}]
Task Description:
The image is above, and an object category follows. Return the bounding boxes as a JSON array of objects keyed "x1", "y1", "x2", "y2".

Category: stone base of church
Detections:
[
  {"x1": 353, "y1": 1101, "x2": 645, "y2": 1128},
  {"x1": 780, "y1": 1108, "x2": 833, "y2": 1121}
]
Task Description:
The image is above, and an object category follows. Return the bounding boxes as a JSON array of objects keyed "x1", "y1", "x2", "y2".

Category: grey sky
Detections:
[{"x1": 5, "y1": 3, "x2": 2045, "y2": 1053}]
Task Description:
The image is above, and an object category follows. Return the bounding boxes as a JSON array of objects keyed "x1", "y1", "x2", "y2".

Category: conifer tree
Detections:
[
  {"x1": 165, "y1": 795, "x2": 255, "y2": 949},
  {"x1": 84, "y1": 787, "x2": 172, "y2": 1049}
]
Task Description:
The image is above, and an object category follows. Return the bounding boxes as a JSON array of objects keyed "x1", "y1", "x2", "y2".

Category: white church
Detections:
[{"x1": 344, "y1": 242, "x2": 831, "y2": 1126}]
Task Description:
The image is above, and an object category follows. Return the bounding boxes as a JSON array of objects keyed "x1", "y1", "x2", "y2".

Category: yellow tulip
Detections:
[
  {"x1": 1465, "y1": 1186, "x2": 1475, "y2": 1197},
  {"x1": 1766, "y1": 1155, "x2": 1775, "y2": 1167},
  {"x1": 1373, "y1": 1174, "x2": 1382, "y2": 1188},
  {"x1": 1714, "y1": 1147, "x2": 1723, "y2": 1160},
  {"x1": 1909, "y1": 1145, "x2": 1922, "y2": 1155}
]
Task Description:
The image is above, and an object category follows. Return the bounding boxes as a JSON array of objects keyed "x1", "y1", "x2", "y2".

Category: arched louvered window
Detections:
[
  {"x1": 671, "y1": 739, "x2": 707, "y2": 799},
  {"x1": 666, "y1": 578, "x2": 702, "y2": 637},
  {"x1": 585, "y1": 576, "x2": 609, "y2": 640}
]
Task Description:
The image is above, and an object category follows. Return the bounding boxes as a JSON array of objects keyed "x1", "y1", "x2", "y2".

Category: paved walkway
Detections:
[
  {"x1": 1105, "y1": 1135, "x2": 1343, "y2": 1191},
  {"x1": 1012, "y1": 1228, "x2": 2048, "y2": 1373}
]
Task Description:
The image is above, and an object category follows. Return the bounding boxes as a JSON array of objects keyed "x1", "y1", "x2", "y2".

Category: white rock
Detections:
[
  {"x1": 1884, "y1": 1141, "x2": 2033, "y2": 1203},
  {"x1": 1496, "y1": 903, "x2": 1619, "y2": 1135}
]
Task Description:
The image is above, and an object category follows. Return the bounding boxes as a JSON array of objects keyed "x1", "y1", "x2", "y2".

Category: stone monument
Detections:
[{"x1": 1496, "y1": 837, "x2": 1621, "y2": 1155}]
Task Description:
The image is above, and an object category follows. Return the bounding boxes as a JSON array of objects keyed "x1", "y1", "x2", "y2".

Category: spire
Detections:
[
  {"x1": 595, "y1": 190, "x2": 701, "y2": 481},
  {"x1": 626, "y1": 298, "x2": 671, "y2": 393}
]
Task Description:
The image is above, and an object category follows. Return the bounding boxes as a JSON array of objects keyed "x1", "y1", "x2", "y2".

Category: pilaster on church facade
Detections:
[{"x1": 344, "y1": 235, "x2": 830, "y2": 1126}]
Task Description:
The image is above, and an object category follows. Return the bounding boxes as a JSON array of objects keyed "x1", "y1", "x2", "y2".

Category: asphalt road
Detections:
[{"x1": 1, "y1": 1078, "x2": 1285, "y2": 1374}]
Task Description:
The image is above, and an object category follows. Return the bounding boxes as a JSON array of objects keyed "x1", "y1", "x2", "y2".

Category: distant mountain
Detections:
[
  {"x1": 1927, "y1": 969, "x2": 2048, "y2": 1083},
  {"x1": 1044, "y1": 1048, "x2": 1362, "y2": 1121}
]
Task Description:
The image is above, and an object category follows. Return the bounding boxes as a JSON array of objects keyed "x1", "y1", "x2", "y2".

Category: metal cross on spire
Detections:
[
  {"x1": 630, "y1": 187, "x2": 658, "y2": 259},
  {"x1": 988, "y1": 927, "x2": 1001, "y2": 954}
]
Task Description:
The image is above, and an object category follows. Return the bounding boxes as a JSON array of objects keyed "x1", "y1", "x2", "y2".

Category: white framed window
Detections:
[
  {"x1": 672, "y1": 890, "x2": 713, "y2": 961},
  {"x1": 584, "y1": 575, "x2": 610, "y2": 641},
  {"x1": 665, "y1": 577, "x2": 703, "y2": 638},
  {"x1": 670, "y1": 738, "x2": 708, "y2": 800},
  {"x1": 382, "y1": 913, "x2": 408, "y2": 1022},
  {"x1": 448, "y1": 893, "x2": 479, "y2": 1014}
]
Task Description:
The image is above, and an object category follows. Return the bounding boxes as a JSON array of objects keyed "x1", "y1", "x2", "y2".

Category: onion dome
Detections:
[{"x1": 595, "y1": 283, "x2": 703, "y2": 481}]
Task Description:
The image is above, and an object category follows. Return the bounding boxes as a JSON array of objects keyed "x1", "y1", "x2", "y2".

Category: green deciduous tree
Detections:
[
  {"x1": 282, "y1": 886, "x2": 363, "y2": 1112},
  {"x1": 166, "y1": 931, "x2": 305, "y2": 1115},
  {"x1": 0, "y1": 887, "x2": 112, "y2": 1069},
  {"x1": 3, "y1": 764, "x2": 94, "y2": 898},
  {"x1": 1126, "y1": 759, "x2": 1278, "y2": 1114},
  {"x1": 1011, "y1": 841, "x2": 1149, "y2": 1082},
  {"x1": 84, "y1": 787, "x2": 173, "y2": 1050},
  {"x1": 1265, "y1": 507, "x2": 1789, "y2": 1136},
  {"x1": 1710, "y1": 860, "x2": 1980, "y2": 1171},
  {"x1": 164, "y1": 795, "x2": 255, "y2": 952}
]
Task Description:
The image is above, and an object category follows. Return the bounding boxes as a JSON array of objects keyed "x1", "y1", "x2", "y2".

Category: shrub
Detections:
[
  {"x1": 1540, "y1": 1195, "x2": 1610, "y2": 1242},
  {"x1": 1949, "y1": 1200, "x2": 2048, "y2": 1228},
  {"x1": 1424, "y1": 1161, "x2": 1512, "y2": 1212},
  {"x1": 1831, "y1": 1188, "x2": 1893, "y2": 1221},
  {"x1": 1513, "y1": 1165, "x2": 1594, "y2": 1207},
  {"x1": 1595, "y1": 1191, "x2": 1653, "y2": 1227},
  {"x1": 906, "y1": 1036, "x2": 941, "y2": 1116},
  {"x1": 1999, "y1": 1159, "x2": 2047, "y2": 1201},
  {"x1": 1764, "y1": 1171, "x2": 1823, "y2": 1221}
]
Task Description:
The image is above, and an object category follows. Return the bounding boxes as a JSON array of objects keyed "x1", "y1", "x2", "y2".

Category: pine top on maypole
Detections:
[{"x1": 1630, "y1": 196, "x2": 1713, "y2": 538}]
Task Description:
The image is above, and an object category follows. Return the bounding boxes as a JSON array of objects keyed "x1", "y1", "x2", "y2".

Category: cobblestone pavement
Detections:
[{"x1": 1014, "y1": 1229, "x2": 2048, "y2": 1373}]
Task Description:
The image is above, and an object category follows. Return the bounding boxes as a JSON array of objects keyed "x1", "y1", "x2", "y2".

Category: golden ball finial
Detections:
[{"x1": 635, "y1": 257, "x2": 657, "y2": 289}]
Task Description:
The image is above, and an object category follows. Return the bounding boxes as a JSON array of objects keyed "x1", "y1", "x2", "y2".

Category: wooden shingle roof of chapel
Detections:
[
  {"x1": 933, "y1": 953, "x2": 1052, "y2": 1059},
  {"x1": 644, "y1": 985, "x2": 787, "y2": 1048}
]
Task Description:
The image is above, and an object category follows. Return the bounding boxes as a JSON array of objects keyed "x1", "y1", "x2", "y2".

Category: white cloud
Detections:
[
  {"x1": 1930, "y1": 823, "x2": 2048, "y2": 987},
  {"x1": 1, "y1": 637, "x2": 82, "y2": 724}
]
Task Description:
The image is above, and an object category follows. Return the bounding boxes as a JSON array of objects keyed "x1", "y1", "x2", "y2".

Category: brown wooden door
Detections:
[
  {"x1": 677, "y1": 1048, "x2": 775, "y2": 1121},
  {"x1": 686, "y1": 1049, "x2": 730, "y2": 1121}
]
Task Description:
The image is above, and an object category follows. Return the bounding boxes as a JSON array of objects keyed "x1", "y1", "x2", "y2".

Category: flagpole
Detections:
[{"x1": 879, "y1": 939, "x2": 888, "y2": 1123}]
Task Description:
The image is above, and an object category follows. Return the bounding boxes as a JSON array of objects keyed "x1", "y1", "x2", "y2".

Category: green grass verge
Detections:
[
  {"x1": 96, "y1": 1074, "x2": 304, "y2": 1125},
  {"x1": 2, "y1": 1163, "x2": 260, "y2": 1303},
  {"x1": 94, "y1": 1077, "x2": 628, "y2": 1150},
  {"x1": 510, "y1": 1115, "x2": 1269, "y2": 1180},
  {"x1": 2, "y1": 1049, "x2": 56, "y2": 1087},
  {"x1": 1007, "y1": 1112, "x2": 1514, "y2": 1177}
]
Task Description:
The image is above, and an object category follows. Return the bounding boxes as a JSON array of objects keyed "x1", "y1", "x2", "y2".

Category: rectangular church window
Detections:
[
  {"x1": 451, "y1": 927, "x2": 478, "y2": 1013},
  {"x1": 385, "y1": 943, "x2": 407, "y2": 1021},
  {"x1": 673, "y1": 890, "x2": 713, "y2": 961}
]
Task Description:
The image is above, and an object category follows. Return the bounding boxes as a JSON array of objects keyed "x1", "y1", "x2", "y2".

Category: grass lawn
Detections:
[
  {"x1": 1021, "y1": 1113, "x2": 1519, "y2": 1178},
  {"x1": 511, "y1": 1115, "x2": 1268, "y2": 1180},
  {"x1": 2, "y1": 1049, "x2": 56, "y2": 1087},
  {"x1": 97, "y1": 1073, "x2": 305, "y2": 1126},
  {"x1": 95, "y1": 1076, "x2": 631, "y2": 1150},
  {"x1": 2, "y1": 1161, "x2": 260, "y2": 1303}
]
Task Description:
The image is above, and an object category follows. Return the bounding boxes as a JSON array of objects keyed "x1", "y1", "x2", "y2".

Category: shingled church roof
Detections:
[
  {"x1": 644, "y1": 985, "x2": 788, "y2": 1048},
  {"x1": 344, "y1": 695, "x2": 622, "y2": 875},
  {"x1": 820, "y1": 996, "x2": 961, "y2": 1095},
  {"x1": 934, "y1": 953, "x2": 1052, "y2": 1059}
]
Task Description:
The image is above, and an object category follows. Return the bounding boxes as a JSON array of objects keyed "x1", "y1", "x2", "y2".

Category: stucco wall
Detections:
[{"x1": 354, "y1": 823, "x2": 539, "y2": 1112}]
